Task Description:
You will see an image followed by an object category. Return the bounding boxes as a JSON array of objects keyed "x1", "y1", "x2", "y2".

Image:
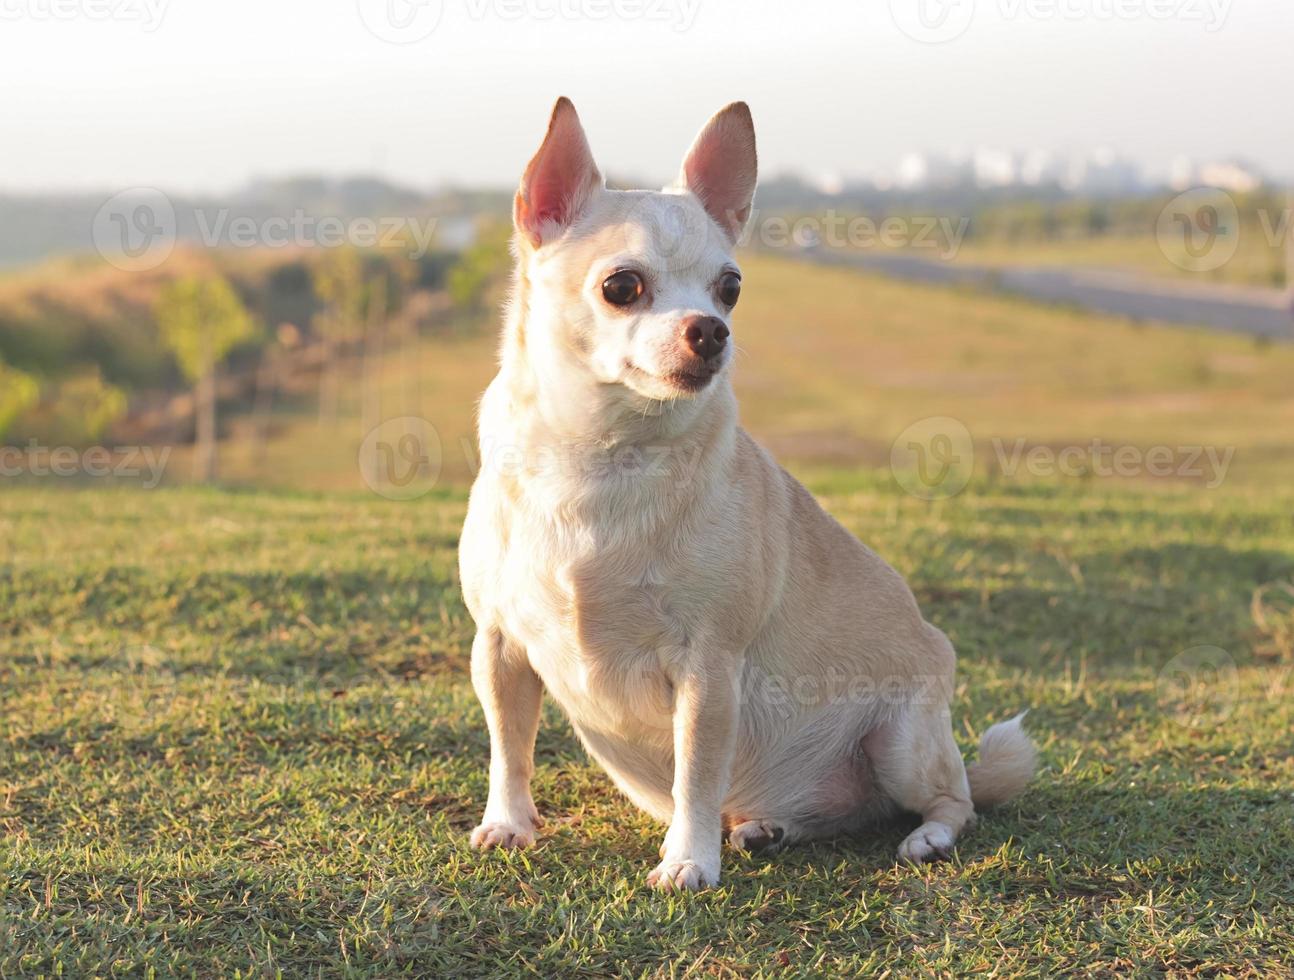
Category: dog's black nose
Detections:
[{"x1": 682, "y1": 316, "x2": 729, "y2": 360}]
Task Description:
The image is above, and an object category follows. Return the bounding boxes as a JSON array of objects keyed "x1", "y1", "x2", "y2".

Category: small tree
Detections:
[
  {"x1": 446, "y1": 224, "x2": 511, "y2": 319},
  {"x1": 154, "y1": 276, "x2": 256, "y2": 483},
  {"x1": 0, "y1": 359, "x2": 40, "y2": 441},
  {"x1": 312, "y1": 247, "x2": 366, "y2": 427},
  {"x1": 249, "y1": 322, "x2": 301, "y2": 475}
]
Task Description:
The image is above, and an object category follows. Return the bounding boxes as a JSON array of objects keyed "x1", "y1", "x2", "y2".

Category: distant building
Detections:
[
  {"x1": 1061, "y1": 148, "x2": 1143, "y2": 195},
  {"x1": 811, "y1": 172, "x2": 845, "y2": 196},
  {"x1": 889, "y1": 146, "x2": 1146, "y2": 195},
  {"x1": 1019, "y1": 149, "x2": 1063, "y2": 187},
  {"x1": 1168, "y1": 155, "x2": 1198, "y2": 192},
  {"x1": 1170, "y1": 157, "x2": 1265, "y2": 193},
  {"x1": 895, "y1": 152, "x2": 967, "y2": 191},
  {"x1": 1199, "y1": 161, "x2": 1264, "y2": 193},
  {"x1": 972, "y1": 148, "x2": 1018, "y2": 188}
]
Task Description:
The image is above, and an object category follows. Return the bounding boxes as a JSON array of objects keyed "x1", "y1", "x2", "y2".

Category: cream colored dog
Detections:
[{"x1": 459, "y1": 98, "x2": 1036, "y2": 891}]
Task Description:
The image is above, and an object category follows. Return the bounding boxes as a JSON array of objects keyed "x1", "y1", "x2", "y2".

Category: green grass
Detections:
[
  {"x1": 4, "y1": 250, "x2": 1294, "y2": 974},
  {"x1": 3, "y1": 478, "x2": 1293, "y2": 976}
]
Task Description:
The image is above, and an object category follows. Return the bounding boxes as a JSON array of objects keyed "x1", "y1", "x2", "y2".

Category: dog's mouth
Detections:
[{"x1": 624, "y1": 360, "x2": 721, "y2": 396}]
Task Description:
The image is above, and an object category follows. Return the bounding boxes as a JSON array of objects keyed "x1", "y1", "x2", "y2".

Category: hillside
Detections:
[{"x1": 174, "y1": 253, "x2": 1294, "y2": 491}]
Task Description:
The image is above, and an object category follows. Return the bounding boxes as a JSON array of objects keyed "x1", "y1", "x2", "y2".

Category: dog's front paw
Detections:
[
  {"x1": 646, "y1": 857, "x2": 719, "y2": 891},
  {"x1": 470, "y1": 818, "x2": 537, "y2": 851},
  {"x1": 897, "y1": 821, "x2": 956, "y2": 864}
]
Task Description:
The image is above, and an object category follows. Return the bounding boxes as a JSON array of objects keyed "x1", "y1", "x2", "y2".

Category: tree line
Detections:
[{"x1": 0, "y1": 225, "x2": 513, "y2": 482}]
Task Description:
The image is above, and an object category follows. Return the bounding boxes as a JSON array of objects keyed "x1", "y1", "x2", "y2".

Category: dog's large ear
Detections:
[
  {"x1": 676, "y1": 102, "x2": 758, "y2": 244},
  {"x1": 514, "y1": 97, "x2": 603, "y2": 249}
]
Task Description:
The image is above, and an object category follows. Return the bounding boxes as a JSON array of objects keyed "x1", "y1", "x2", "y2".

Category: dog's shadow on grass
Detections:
[
  {"x1": 531, "y1": 778, "x2": 1294, "y2": 896},
  {"x1": 331, "y1": 530, "x2": 1294, "y2": 890}
]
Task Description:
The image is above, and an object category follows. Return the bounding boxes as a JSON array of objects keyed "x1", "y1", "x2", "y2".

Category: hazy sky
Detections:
[{"x1": 1, "y1": 0, "x2": 1289, "y2": 194}]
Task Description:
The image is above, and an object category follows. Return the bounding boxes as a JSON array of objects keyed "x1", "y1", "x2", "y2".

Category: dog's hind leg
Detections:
[{"x1": 863, "y1": 696, "x2": 975, "y2": 864}]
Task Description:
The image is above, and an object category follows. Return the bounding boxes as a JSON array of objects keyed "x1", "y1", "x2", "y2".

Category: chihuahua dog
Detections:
[{"x1": 458, "y1": 98, "x2": 1036, "y2": 890}]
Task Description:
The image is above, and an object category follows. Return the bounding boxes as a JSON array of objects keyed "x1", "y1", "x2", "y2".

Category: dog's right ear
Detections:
[{"x1": 514, "y1": 97, "x2": 603, "y2": 249}]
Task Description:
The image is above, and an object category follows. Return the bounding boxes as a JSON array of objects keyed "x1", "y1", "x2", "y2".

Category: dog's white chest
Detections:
[{"x1": 490, "y1": 517, "x2": 681, "y2": 737}]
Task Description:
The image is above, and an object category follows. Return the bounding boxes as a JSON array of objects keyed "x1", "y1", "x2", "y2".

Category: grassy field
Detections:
[
  {"x1": 4, "y1": 252, "x2": 1294, "y2": 975},
  {"x1": 2, "y1": 476, "x2": 1293, "y2": 976}
]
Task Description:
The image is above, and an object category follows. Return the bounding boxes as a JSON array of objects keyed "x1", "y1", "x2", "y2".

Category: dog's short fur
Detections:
[{"x1": 459, "y1": 98, "x2": 1037, "y2": 890}]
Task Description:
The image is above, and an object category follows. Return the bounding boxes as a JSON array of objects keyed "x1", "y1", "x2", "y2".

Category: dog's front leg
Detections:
[
  {"x1": 648, "y1": 657, "x2": 740, "y2": 891},
  {"x1": 469, "y1": 627, "x2": 543, "y2": 850}
]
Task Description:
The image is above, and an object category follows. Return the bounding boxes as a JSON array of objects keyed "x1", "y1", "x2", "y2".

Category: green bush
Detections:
[
  {"x1": 47, "y1": 370, "x2": 129, "y2": 444},
  {"x1": 0, "y1": 358, "x2": 40, "y2": 440}
]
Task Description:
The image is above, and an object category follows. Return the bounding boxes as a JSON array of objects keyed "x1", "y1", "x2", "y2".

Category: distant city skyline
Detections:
[
  {"x1": 812, "y1": 146, "x2": 1272, "y2": 196},
  {"x1": 1, "y1": 0, "x2": 1289, "y2": 195},
  {"x1": 1, "y1": 145, "x2": 1279, "y2": 200}
]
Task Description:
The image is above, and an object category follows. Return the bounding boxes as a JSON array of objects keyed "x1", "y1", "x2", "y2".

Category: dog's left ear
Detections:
[{"x1": 676, "y1": 102, "x2": 758, "y2": 244}]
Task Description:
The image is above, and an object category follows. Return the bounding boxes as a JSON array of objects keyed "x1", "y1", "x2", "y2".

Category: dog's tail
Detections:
[{"x1": 966, "y1": 711, "x2": 1037, "y2": 809}]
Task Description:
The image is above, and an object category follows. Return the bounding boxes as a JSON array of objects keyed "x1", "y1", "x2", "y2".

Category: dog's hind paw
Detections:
[
  {"x1": 728, "y1": 820, "x2": 786, "y2": 854},
  {"x1": 897, "y1": 821, "x2": 956, "y2": 864}
]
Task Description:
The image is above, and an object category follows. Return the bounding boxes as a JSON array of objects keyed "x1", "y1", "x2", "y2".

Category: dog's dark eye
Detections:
[
  {"x1": 717, "y1": 271, "x2": 742, "y2": 308},
  {"x1": 602, "y1": 270, "x2": 644, "y2": 307}
]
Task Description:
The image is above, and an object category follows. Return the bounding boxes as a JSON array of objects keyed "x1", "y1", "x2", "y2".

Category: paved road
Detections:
[{"x1": 799, "y1": 249, "x2": 1294, "y2": 342}]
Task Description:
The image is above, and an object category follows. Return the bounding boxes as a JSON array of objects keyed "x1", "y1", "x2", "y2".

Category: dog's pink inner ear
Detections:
[
  {"x1": 514, "y1": 98, "x2": 603, "y2": 248},
  {"x1": 679, "y1": 102, "x2": 758, "y2": 244}
]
